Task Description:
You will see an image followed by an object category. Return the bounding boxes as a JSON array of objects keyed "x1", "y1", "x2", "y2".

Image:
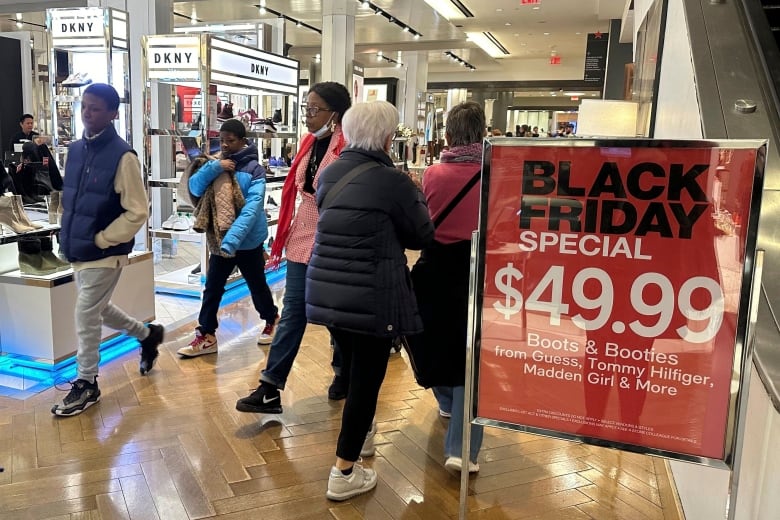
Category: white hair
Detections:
[{"x1": 341, "y1": 100, "x2": 399, "y2": 152}]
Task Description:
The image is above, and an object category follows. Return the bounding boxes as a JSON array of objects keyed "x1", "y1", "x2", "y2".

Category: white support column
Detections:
[
  {"x1": 402, "y1": 51, "x2": 428, "y2": 127},
  {"x1": 321, "y1": 0, "x2": 355, "y2": 86}
]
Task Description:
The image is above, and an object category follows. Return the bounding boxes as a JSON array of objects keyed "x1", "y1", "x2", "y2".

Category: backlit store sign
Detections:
[
  {"x1": 210, "y1": 38, "x2": 298, "y2": 95},
  {"x1": 49, "y1": 8, "x2": 105, "y2": 48},
  {"x1": 146, "y1": 36, "x2": 201, "y2": 81}
]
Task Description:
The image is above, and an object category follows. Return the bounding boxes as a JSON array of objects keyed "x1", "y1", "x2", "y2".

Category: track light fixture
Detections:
[
  {"x1": 356, "y1": 1, "x2": 423, "y2": 39},
  {"x1": 376, "y1": 52, "x2": 404, "y2": 68},
  {"x1": 253, "y1": 4, "x2": 323, "y2": 34},
  {"x1": 444, "y1": 51, "x2": 476, "y2": 71}
]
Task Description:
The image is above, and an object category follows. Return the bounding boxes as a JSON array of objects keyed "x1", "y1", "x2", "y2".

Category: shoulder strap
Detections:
[
  {"x1": 321, "y1": 161, "x2": 378, "y2": 210},
  {"x1": 433, "y1": 167, "x2": 481, "y2": 228}
]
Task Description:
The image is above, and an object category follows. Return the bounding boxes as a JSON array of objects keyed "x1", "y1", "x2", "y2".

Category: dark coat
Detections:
[
  {"x1": 60, "y1": 125, "x2": 134, "y2": 262},
  {"x1": 305, "y1": 148, "x2": 435, "y2": 337}
]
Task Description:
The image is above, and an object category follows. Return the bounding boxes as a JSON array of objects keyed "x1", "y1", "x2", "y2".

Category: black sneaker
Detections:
[
  {"x1": 236, "y1": 383, "x2": 283, "y2": 413},
  {"x1": 51, "y1": 379, "x2": 101, "y2": 416},
  {"x1": 139, "y1": 323, "x2": 165, "y2": 375},
  {"x1": 328, "y1": 375, "x2": 349, "y2": 401}
]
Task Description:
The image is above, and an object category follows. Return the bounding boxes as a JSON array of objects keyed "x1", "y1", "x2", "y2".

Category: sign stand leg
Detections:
[
  {"x1": 727, "y1": 249, "x2": 764, "y2": 520},
  {"x1": 459, "y1": 231, "x2": 481, "y2": 520}
]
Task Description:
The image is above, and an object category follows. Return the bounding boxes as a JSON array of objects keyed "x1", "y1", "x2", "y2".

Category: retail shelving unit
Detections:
[
  {"x1": 142, "y1": 34, "x2": 299, "y2": 297},
  {"x1": 47, "y1": 7, "x2": 131, "y2": 167}
]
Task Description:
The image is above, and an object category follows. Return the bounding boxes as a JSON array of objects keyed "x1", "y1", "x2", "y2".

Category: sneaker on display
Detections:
[
  {"x1": 161, "y1": 213, "x2": 178, "y2": 230},
  {"x1": 235, "y1": 383, "x2": 283, "y2": 414},
  {"x1": 444, "y1": 456, "x2": 480, "y2": 474},
  {"x1": 216, "y1": 102, "x2": 234, "y2": 122},
  {"x1": 238, "y1": 108, "x2": 262, "y2": 125},
  {"x1": 360, "y1": 422, "x2": 377, "y2": 457},
  {"x1": 260, "y1": 119, "x2": 277, "y2": 134},
  {"x1": 325, "y1": 463, "x2": 377, "y2": 501},
  {"x1": 51, "y1": 379, "x2": 101, "y2": 416},
  {"x1": 139, "y1": 323, "x2": 165, "y2": 375},
  {"x1": 257, "y1": 314, "x2": 279, "y2": 345},
  {"x1": 177, "y1": 329, "x2": 218, "y2": 357},
  {"x1": 171, "y1": 214, "x2": 191, "y2": 231},
  {"x1": 63, "y1": 72, "x2": 92, "y2": 88}
]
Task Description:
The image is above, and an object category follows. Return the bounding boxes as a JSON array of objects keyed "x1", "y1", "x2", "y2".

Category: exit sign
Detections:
[
  {"x1": 549, "y1": 55, "x2": 561, "y2": 65},
  {"x1": 522, "y1": 0, "x2": 541, "y2": 4}
]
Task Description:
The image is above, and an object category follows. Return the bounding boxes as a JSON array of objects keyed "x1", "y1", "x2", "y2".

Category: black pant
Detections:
[
  {"x1": 198, "y1": 245, "x2": 278, "y2": 334},
  {"x1": 329, "y1": 327, "x2": 392, "y2": 462}
]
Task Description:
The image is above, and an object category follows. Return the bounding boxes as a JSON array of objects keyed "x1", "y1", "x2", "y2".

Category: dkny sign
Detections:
[
  {"x1": 153, "y1": 51, "x2": 195, "y2": 65},
  {"x1": 50, "y1": 8, "x2": 104, "y2": 38}
]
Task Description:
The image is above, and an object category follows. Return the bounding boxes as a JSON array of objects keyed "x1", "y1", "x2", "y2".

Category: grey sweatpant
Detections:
[{"x1": 75, "y1": 267, "x2": 148, "y2": 383}]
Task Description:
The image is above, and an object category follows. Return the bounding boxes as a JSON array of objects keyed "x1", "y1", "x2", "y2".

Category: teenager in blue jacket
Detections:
[{"x1": 177, "y1": 119, "x2": 279, "y2": 357}]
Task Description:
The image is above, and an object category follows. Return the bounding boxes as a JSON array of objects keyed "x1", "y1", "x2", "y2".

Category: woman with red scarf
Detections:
[{"x1": 236, "y1": 82, "x2": 352, "y2": 414}]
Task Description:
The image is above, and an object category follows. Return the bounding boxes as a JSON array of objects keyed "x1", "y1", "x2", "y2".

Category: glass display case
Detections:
[{"x1": 142, "y1": 34, "x2": 299, "y2": 297}]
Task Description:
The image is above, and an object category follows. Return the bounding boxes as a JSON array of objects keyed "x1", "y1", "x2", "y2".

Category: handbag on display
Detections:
[{"x1": 402, "y1": 167, "x2": 481, "y2": 388}]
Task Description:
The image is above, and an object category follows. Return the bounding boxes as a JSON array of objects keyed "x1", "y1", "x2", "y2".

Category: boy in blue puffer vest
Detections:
[
  {"x1": 53, "y1": 83, "x2": 165, "y2": 417},
  {"x1": 177, "y1": 119, "x2": 279, "y2": 357}
]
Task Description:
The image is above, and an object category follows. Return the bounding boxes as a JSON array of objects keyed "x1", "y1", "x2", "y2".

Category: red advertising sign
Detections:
[{"x1": 475, "y1": 141, "x2": 765, "y2": 464}]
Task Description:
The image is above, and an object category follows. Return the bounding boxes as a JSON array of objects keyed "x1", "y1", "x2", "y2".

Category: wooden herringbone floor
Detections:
[{"x1": 0, "y1": 296, "x2": 684, "y2": 519}]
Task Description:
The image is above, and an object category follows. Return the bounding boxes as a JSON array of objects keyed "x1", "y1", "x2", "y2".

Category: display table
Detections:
[{"x1": 0, "y1": 251, "x2": 155, "y2": 364}]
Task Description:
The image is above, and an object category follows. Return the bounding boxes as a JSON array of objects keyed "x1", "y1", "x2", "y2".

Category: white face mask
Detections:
[{"x1": 312, "y1": 114, "x2": 336, "y2": 138}]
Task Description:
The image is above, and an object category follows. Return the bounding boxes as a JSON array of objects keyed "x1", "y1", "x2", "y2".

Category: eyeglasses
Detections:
[{"x1": 301, "y1": 105, "x2": 333, "y2": 117}]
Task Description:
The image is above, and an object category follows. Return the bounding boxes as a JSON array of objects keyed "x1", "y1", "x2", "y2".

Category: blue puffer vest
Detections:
[{"x1": 60, "y1": 125, "x2": 135, "y2": 262}]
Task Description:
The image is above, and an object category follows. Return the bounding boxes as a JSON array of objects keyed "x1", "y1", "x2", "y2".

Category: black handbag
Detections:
[{"x1": 402, "y1": 167, "x2": 481, "y2": 388}]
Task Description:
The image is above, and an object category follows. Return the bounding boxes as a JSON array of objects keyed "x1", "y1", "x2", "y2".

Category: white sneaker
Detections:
[
  {"x1": 325, "y1": 463, "x2": 377, "y2": 501},
  {"x1": 171, "y1": 215, "x2": 191, "y2": 231},
  {"x1": 177, "y1": 330, "x2": 218, "y2": 357},
  {"x1": 444, "y1": 456, "x2": 479, "y2": 473},
  {"x1": 161, "y1": 213, "x2": 178, "y2": 230},
  {"x1": 360, "y1": 422, "x2": 377, "y2": 457}
]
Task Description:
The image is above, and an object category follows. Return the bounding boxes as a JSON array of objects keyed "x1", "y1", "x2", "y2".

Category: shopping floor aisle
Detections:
[{"x1": 0, "y1": 290, "x2": 683, "y2": 519}]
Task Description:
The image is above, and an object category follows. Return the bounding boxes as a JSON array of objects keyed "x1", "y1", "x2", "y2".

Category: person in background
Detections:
[
  {"x1": 235, "y1": 81, "x2": 353, "y2": 414},
  {"x1": 491, "y1": 128, "x2": 503, "y2": 137},
  {"x1": 9, "y1": 114, "x2": 39, "y2": 149},
  {"x1": 419, "y1": 100, "x2": 485, "y2": 473},
  {"x1": 531, "y1": 126, "x2": 540, "y2": 137},
  {"x1": 52, "y1": 83, "x2": 165, "y2": 416},
  {"x1": 306, "y1": 100, "x2": 434, "y2": 500},
  {"x1": 176, "y1": 119, "x2": 279, "y2": 357}
]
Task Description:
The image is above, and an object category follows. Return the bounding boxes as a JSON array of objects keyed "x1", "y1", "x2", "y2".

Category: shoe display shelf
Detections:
[
  {"x1": 142, "y1": 34, "x2": 299, "y2": 299},
  {"x1": 0, "y1": 249, "x2": 155, "y2": 373},
  {"x1": 47, "y1": 7, "x2": 131, "y2": 172}
]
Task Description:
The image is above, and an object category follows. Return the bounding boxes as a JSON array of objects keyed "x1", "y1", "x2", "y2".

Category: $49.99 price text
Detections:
[{"x1": 493, "y1": 263, "x2": 724, "y2": 343}]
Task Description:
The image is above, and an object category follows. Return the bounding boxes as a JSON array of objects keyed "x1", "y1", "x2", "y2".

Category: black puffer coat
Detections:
[{"x1": 305, "y1": 148, "x2": 435, "y2": 337}]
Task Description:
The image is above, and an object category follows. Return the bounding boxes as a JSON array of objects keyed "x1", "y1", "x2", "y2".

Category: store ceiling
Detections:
[
  {"x1": 2, "y1": 0, "x2": 628, "y2": 97},
  {"x1": 172, "y1": 0, "x2": 628, "y2": 78}
]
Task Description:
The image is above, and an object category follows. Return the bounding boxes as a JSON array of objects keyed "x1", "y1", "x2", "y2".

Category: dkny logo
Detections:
[
  {"x1": 60, "y1": 22, "x2": 95, "y2": 34},
  {"x1": 154, "y1": 52, "x2": 194, "y2": 65},
  {"x1": 250, "y1": 63, "x2": 269, "y2": 76}
]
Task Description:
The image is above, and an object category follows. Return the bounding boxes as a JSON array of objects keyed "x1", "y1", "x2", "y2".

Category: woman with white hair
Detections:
[{"x1": 306, "y1": 100, "x2": 434, "y2": 500}]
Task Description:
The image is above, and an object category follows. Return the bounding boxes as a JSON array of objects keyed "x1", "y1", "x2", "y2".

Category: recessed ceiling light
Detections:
[
  {"x1": 505, "y1": 22, "x2": 511, "y2": 26},
  {"x1": 496, "y1": 8, "x2": 503, "y2": 12},
  {"x1": 543, "y1": 32, "x2": 550, "y2": 36},
  {"x1": 532, "y1": 6, "x2": 540, "y2": 9},
  {"x1": 514, "y1": 33, "x2": 520, "y2": 37},
  {"x1": 576, "y1": 32, "x2": 581, "y2": 35},
  {"x1": 564, "y1": 92, "x2": 585, "y2": 96}
]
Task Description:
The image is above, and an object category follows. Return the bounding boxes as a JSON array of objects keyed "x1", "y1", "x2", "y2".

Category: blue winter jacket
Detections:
[{"x1": 188, "y1": 144, "x2": 268, "y2": 255}]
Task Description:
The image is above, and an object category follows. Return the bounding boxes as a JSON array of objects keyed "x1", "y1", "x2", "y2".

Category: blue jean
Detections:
[
  {"x1": 434, "y1": 386, "x2": 484, "y2": 463},
  {"x1": 433, "y1": 387, "x2": 453, "y2": 414},
  {"x1": 260, "y1": 261, "x2": 308, "y2": 390}
]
